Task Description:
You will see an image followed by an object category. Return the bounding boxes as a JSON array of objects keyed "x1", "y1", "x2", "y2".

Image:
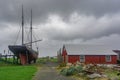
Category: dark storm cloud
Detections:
[
  {"x1": 25, "y1": 0, "x2": 120, "y2": 16},
  {"x1": 23, "y1": 0, "x2": 120, "y2": 24},
  {"x1": 0, "y1": 0, "x2": 20, "y2": 24},
  {"x1": 1, "y1": 0, "x2": 120, "y2": 24}
]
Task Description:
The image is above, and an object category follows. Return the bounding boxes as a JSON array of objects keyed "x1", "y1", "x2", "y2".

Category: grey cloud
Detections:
[
  {"x1": 0, "y1": 0, "x2": 120, "y2": 56},
  {"x1": 39, "y1": 13, "x2": 120, "y2": 41},
  {"x1": 1, "y1": 0, "x2": 120, "y2": 24},
  {"x1": 24, "y1": 0, "x2": 120, "y2": 24}
]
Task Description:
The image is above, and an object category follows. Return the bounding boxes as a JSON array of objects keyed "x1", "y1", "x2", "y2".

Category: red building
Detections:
[{"x1": 61, "y1": 44, "x2": 117, "y2": 64}]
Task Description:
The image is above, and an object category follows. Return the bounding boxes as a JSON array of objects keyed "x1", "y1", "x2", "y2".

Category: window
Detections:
[
  {"x1": 106, "y1": 55, "x2": 111, "y2": 62},
  {"x1": 80, "y1": 55, "x2": 85, "y2": 62}
]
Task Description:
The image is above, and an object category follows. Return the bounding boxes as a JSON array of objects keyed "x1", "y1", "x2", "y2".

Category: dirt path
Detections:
[{"x1": 33, "y1": 62, "x2": 76, "y2": 80}]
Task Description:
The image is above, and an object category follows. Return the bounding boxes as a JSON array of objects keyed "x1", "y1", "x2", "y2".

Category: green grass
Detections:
[
  {"x1": 37, "y1": 58, "x2": 47, "y2": 64},
  {"x1": 0, "y1": 59, "x2": 19, "y2": 66},
  {"x1": 0, "y1": 66, "x2": 37, "y2": 80},
  {"x1": 0, "y1": 57, "x2": 58, "y2": 80},
  {"x1": 50, "y1": 57, "x2": 58, "y2": 63},
  {"x1": 0, "y1": 61, "x2": 13, "y2": 66},
  {"x1": 37, "y1": 57, "x2": 58, "y2": 64}
]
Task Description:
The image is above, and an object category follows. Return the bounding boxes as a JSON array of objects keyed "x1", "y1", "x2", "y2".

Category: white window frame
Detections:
[
  {"x1": 106, "y1": 55, "x2": 111, "y2": 62},
  {"x1": 80, "y1": 55, "x2": 85, "y2": 62}
]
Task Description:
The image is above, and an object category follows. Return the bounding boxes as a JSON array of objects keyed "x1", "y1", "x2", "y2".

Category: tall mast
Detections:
[
  {"x1": 22, "y1": 5, "x2": 24, "y2": 45},
  {"x1": 30, "y1": 9, "x2": 32, "y2": 49}
]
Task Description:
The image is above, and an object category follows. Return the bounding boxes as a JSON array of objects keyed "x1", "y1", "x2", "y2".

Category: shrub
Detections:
[
  {"x1": 75, "y1": 65, "x2": 83, "y2": 73},
  {"x1": 60, "y1": 68, "x2": 68, "y2": 76},
  {"x1": 60, "y1": 66, "x2": 77, "y2": 76},
  {"x1": 117, "y1": 60, "x2": 120, "y2": 64},
  {"x1": 67, "y1": 66, "x2": 77, "y2": 75}
]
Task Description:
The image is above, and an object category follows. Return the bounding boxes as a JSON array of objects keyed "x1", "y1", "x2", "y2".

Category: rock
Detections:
[
  {"x1": 78, "y1": 73, "x2": 84, "y2": 76},
  {"x1": 106, "y1": 65, "x2": 114, "y2": 68},
  {"x1": 66, "y1": 63, "x2": 72, "y2": 66},
  {"x1": 87, "y1": 73, "x2": 101, "y2": 79},
  {"x1": 76, "y1": 61, "x2": 81, "y2": 65},
  {"x1": 86, "y1": 64, "x2": 94, "y2": 69},
  {"x1": 101, "y1": 74, "x2": 108, "y2": 78}
]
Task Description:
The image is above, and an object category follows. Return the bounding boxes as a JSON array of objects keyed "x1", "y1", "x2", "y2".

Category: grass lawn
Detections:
[
  {"x1": 0, "y1": 57, "x2": 58, "y2": 80},
  {"x1": 37, "y1": 57, "x2": 58, "y2": 64},
  {"x1": 0, "y1": 66, "x2": 37, "y2": 80},
  {"x1": 50, "y1": 57, "x2": 58, "y2": 63},
  {"x1": 37, "y1": 58, "x2": 47, "y2": 64}
]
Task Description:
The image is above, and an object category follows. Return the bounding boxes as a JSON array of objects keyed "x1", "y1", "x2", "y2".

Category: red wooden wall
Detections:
[
  {"x1": 66, "y1": 55, "x2": 117, "y2": 64},
  {"x1": 68, "y1": 55, "x2": 79, "y2": 64},
  {"x1": 85, "y1": 55, "x2": 117, "y2": 64}
]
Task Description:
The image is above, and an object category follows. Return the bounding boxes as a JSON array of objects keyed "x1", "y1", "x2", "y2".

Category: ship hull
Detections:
[{"x1": 8, "y1": 45, "x2": 38, "y2": 65}]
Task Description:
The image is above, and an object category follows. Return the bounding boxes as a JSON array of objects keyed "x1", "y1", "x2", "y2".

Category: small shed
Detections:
[{"x1": 61, "y1": 44, "x2": 117, "y2": 64}]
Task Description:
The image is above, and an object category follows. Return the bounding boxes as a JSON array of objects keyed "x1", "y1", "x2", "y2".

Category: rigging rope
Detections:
[
  {"x1": 14, "y1": 25, "x2": 22, "y2": 45},
  {"x1": 33, "y1": 31, "x2": 38, "y2": 49},
  {"x1": 24, "y1": 27, "x2": 30, "y2": 44}
]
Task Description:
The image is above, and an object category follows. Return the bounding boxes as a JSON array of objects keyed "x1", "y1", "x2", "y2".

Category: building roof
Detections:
[{"x1": 64, "y1": 44, "x2": 117, "y2": 55}]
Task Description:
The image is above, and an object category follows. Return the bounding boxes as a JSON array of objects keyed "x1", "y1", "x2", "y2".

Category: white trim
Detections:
[
  {"x1": 80, "y1": 55, "x2": 85, "y2": 62},
  {"x1": 106, "y1": 55, "x2": 111, "y2": 62}
]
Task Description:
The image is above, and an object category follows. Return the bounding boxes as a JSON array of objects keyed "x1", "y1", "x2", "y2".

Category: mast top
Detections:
[
  {"x1": 30, "y1": 9, "x2": 32, "y2": 49},
  {"x1": 22, "y1": 5, "x2": 24, "y2": 45}
]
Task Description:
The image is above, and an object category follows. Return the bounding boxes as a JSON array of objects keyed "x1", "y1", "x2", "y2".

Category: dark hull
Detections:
[{"x1": 8, "y1": 45, "x2": 38, "y2": 64}]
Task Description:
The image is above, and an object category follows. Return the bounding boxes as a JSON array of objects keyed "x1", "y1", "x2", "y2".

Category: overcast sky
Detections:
[{"x1": 0, "y1": 0, "x2": 120, "y2": 57}]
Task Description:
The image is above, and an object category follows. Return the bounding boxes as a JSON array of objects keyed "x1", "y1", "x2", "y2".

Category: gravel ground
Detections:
[{"x1": 33, "y1": 62, "x2": 76, "y2": 80}]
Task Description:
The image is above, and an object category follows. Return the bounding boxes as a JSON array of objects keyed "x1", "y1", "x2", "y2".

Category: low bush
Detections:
[
  {"x1": 60, "y1": 65, "x2": 84, "y2": 76},
  {"x1": 60, "y1": 68, "x2": 68, "y2": 76},
  {"x1": 75, "y1": 65, "x2": 83, "y2": 73},
  {"x1": 117, "y1": 60, "x2": 120, "y2": 64},
  {"x1": 60, "y1": 66, "x2": 77, "y2": 76},
  {"x1": 67, "y1": 66, "x2": 77, "y2": 75}
]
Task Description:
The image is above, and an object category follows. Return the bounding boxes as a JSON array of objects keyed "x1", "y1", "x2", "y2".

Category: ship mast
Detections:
[
  {"x1": 22, "y1": 5, "x2": 24, "y2": 45},
  {"x1": 24, "y1": 9, "x2": 42, "y2": 47},
  {"x1": 30, "y1": 9, "x2": 32, "y2": 49}
]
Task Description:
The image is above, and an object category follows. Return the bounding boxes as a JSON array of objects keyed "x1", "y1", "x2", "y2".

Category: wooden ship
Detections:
[{"x1": 8, "y1": 6, "x2": 41, "y2": 65}]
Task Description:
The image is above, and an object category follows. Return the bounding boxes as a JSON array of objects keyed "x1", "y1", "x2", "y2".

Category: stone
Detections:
[
  {"x1": 78, "y1": 73, "x2": 84, "y2": 76},
  {"x1": 101, "y1": 74, "x2": 108, "y2": 78},
  {"x1": 76, "y1": 61, "x2": 81, "y2": 65},
  {"x1": 66, "y1": 63, "x2": 72, "y2": 66},
  {"x1": 87, "y1": 73, "x2": 101, "y2": 79}
]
